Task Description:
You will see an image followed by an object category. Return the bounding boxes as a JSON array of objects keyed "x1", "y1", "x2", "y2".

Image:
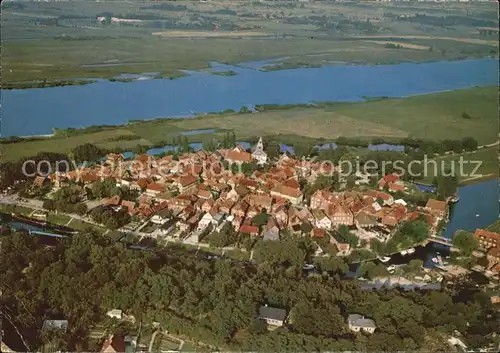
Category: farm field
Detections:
[
  {"x1": 2, "y1": 86, "x2": 497, "y2": 162},
  {"x1": 1, "y1": 0, "x2": 497, "y2": 86}
]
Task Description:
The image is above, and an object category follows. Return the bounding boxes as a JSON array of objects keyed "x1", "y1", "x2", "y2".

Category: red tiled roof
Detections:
[
  {"x1": 425, "y1": 199, "x2": 447, "y2": 212},
  {"x1": 136, "y1": 178, "x2": 150, "y2": 189},
  {"x1": 283, "y1": 178, "x2": 300, "y2": 189},
  {"x1": 384, "y1": 173, "x2": 399, "y2": 183},
  {"x1": 179, "y1": 175, "x2": 198, "y2": 187},
  {"x1": 239, "y1": 224, "x2": 259, "y2": 234},
  {"x1": 389, "y1": 183, "x2": 405, "y2": 192},
  {"x1": 381, "y1": 215, "x2": 398, "y2": 227},
  {"x1": 225, "y1": 150, "x2": 253, "y2": 163},
  {"x1": 271, "y1": 184, "x2": 302, "y2": 198},
  {"x1": 311, "y1": 228, "x2": 326, "y2": 237},
  {"x1": 121, "y1": 200, "x2": 136, "y2": 213},
  {"x1": 101, "y1": 335, "x2": 126, "y2": 353},
  {"x1": 475, "y1": 229, "x2": 500, "y2": 244},
  {"x1": 147, "y1": 183, "x2": 166, "y2": 192},
  {"x1": 197, "y1": 189, "x2": 212, "y2": 199}
]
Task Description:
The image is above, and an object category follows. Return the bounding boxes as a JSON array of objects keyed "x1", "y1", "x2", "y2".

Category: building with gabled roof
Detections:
[
  {"x1": 101, "y1": 335, "x2": 126, "y2": 353},
  {"x1": 347, "y1": 314, "x2": 376, "y2": 334}
]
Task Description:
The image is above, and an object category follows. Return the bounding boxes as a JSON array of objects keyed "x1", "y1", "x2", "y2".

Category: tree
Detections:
[
  {"x1": 265, "y1": 140, "x2": 280, "y2": 159},
  {"x1": 461, "y1": 137, "x2": 478, "y2": 151},
  {"x1": 71, "y1": 143, "x2": 106, "y2": 163},
  {"x1": 452, "y1": 230, "x2": 478, "y2": 255},
  {"x1": 314, "y1": 256, "x2": 348, "y2": 274},
  {"x1": 182, "y1": 136, "x2": 190, "y2": 152},
  {"x1": 403, "y1": 259, "x2": 423, "y2": 273},
  {"x1": 292, "y1": 301, "x2": 345, "y2": 336},
  {"x1": 251, "y1": 212, "x2": 269, "y2": 227},
  {"x1": 358, "y1": 262, "x2": 388, "y2": 279},
  {"x1": 75, "y1": 203, "x2": 88, "y2": 216},
  {"x1": 434, "y1": 170, "x2": 458, "y2": 200},
  {"x1": 399, "y1": 220, "x2": 429, "y2": 244},
  {"x1": 337, "y1": 225, "x2": 359, "y2": 248}
]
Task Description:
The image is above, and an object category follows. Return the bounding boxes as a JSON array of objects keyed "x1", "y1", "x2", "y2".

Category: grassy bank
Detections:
[
  {"x1": 1, "y1": 86, "x2": 497, "y2": 161},
  {"x1": 419, "y1": 146, "x2": 499, "y2": 185}
]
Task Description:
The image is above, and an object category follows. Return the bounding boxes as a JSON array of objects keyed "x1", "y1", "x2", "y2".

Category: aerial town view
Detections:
[{"x1": 0, "y1": 0, "x2": 499, "y2": 352}]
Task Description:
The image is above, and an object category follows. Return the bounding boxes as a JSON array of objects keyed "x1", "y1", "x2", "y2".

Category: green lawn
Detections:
[
  {"x1": 0, "y1": 203, "x2": 34, "y2": 216},
  {"x1": 181, "y1": 342, "x2": 200, "y2": 352},
  {"x1": 157, "y1": 335, "x2": 181, "y2": 351},
  {"x1": 67, "y1": 219, "x2": 106, "y2": 234},
  {"x1": 46, "y1": 213, "x2": 71, "y2": 225},
  {"x1": 419, "y1": 146, "x2": 498, "y2": 184}
]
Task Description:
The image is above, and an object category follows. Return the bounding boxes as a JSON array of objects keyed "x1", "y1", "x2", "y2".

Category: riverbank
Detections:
[{"x1": 0, "y1": 203, "x2": 106, "y2": 234}]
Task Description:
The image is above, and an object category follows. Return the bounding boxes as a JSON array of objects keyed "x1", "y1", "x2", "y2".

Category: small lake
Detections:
[{"x1": 2, "y1": 58, "x2": 498, "y2": 136}]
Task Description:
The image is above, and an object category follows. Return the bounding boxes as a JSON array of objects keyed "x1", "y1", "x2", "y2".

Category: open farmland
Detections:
[{"x1": 1, "y1": 0, "x2": 497, "y2": 86}]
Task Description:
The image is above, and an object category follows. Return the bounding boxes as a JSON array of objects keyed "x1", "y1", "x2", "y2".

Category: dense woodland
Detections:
[{"x1": 1, "y1": 230, "x2": 498, "y2": 352}]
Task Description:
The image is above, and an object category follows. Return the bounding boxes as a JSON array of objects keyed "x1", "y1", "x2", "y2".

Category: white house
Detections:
[
  {"x1": 259, "y1": 305, "x2": 287, "y2": 327},
  {"x1": 106, "y1": 309, "x2": 123, "y2": 320},
  {"x1": 312, "y1": 209, "x2": 332, "y2": 229},
  {"x1": 151, "y1": 209, "x2": 171, "y2": 225},
  {"x1": 197, "y1": 212, "x2": 214, "y2": 231},
  {"x1": 347, "y1": 314, "x2": 376, "y2": 334}
]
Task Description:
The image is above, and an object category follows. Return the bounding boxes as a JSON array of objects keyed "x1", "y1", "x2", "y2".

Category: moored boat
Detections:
[
  {"x1": 378, "y1": 256, "x2": 391, "y2": 263},
  {"x1": 400, "y1": 250, "x2": 408, "y2": 255},
  {"x1": 407, "y1": 248, "x2": 415, "y2": 254}
]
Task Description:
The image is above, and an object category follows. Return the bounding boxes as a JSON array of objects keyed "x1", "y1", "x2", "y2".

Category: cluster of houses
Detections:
[
  {"x1": 37, "y1": 139, "x2": 450, "y2": 250},
  {"x1": 474, "y1": 229, "x2": 500, "y2": 275},
  {"x1": 258, "y1": 305, "x2": 376, "y2": 334}
]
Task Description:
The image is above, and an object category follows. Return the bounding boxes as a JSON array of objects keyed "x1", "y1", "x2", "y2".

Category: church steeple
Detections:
[{"x1": 256, "y1": 137, "x2": 264, "y2": 151}]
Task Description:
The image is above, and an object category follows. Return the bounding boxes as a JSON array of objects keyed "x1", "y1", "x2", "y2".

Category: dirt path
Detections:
[{"x1": 354, "y1": 35, "x2": 498, "y2": 46}]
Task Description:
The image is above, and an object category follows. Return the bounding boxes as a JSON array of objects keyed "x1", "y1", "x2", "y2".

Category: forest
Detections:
[{"x1": 1, "y1": 230, "x2": 498, "y2": 352}]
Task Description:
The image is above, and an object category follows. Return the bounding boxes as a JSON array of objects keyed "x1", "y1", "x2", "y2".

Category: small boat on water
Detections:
[
  {"x1": 449, "y1": 195, "x2": 460, "y2": 203},
  {"x1": 400, "y1": 250, "x2": 408, "y2": 255},
  {"x1": 378, "y1": 256, "x2": 391, "y2": 263},
  {"x1": 475, "y1": 214, "x2": 480, "y2": 217},
  {"x1": 407, "y1": 248, "x2": 415, "y2": 254}
]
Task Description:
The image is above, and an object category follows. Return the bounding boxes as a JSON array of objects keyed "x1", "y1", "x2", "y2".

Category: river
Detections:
[{"x1": 2, "y1": 58, "x2": 498, "y2": 136}]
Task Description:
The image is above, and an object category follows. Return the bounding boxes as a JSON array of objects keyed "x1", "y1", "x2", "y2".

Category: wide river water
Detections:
[{"x1": 1, "y1": 58, "x2": 498, "y2": 136}]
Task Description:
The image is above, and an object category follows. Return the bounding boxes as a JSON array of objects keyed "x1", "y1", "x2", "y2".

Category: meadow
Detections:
[
  {"x1": 2, "y1": 0, "x2": 497, "y2": 86},
  {"x1": 418, "y1": 146, "x2": 498, "y2": 184},
  {"x1": 2, "y1": 86, "x2": 497, "y2": 162}
]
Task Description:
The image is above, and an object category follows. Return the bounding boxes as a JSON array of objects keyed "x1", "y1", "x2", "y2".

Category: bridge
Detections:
[
  {"x1": 428, "y1": 235, "x2": 452, "y2": 246},
  {"x1": 425, "y1": 235, "x2": 460, "y2": 252},
  {"x1": 28, "y1": 230, "x2": 67, "y2": 238}
]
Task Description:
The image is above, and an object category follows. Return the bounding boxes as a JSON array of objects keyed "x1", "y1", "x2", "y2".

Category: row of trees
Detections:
[
  {"x1": 2, "y1": 230, "x2": 497, "y2": 352},
  {"x1": 89, "y1": 205, "x2": 130, "y2": 229}
]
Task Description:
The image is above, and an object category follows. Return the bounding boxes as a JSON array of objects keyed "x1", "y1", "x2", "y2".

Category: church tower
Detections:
[{"x1": 256, "y1": 137, "x2": 264, "y2": 151}]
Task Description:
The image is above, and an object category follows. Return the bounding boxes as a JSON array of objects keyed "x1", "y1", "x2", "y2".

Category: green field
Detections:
[
  {"x1": 2, "y1": 0, "x2": 497, "y2": 86},
  {"x1": 157, "y1": 334, "x2": 181, "y2": 351},
  {"x1": 2, "y1": 86, "x2": 497, "y2": 162},
  {"x1": 419, "y1": 146, "x2": 499, "y2": 184},
  {"x1": 0, "y1": 203, "x2": 34, "y2": 216}
]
